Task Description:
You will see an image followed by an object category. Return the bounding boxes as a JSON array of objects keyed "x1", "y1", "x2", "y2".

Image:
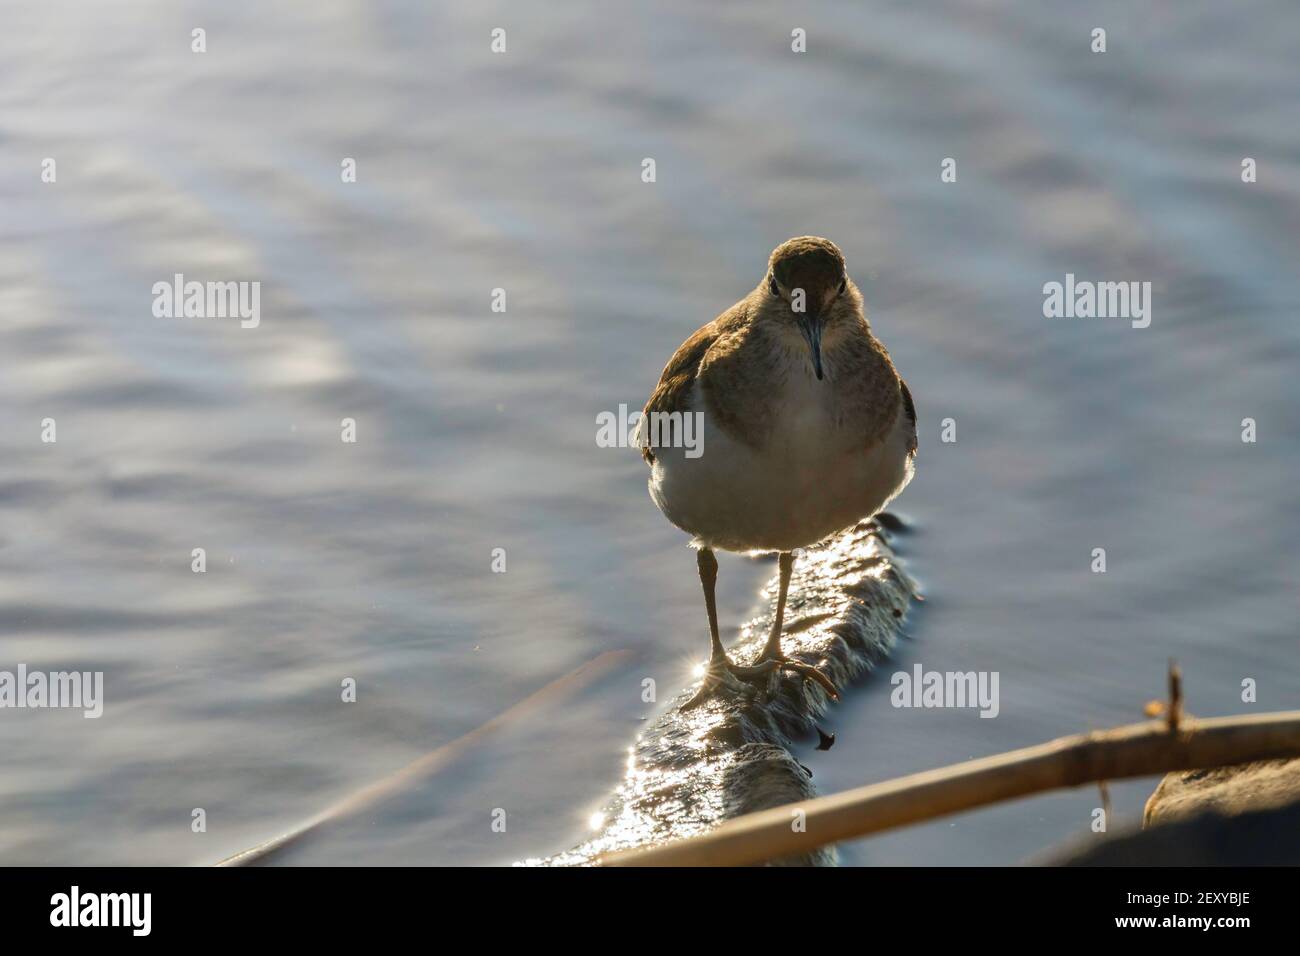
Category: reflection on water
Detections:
[{"x1": 1, "y1": 1, "x2": 1297, "y2": 865}]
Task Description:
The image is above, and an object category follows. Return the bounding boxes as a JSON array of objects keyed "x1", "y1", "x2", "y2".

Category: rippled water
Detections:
[{"x1": 1, "y1": 1, "x2": 1297, "y2": 865}]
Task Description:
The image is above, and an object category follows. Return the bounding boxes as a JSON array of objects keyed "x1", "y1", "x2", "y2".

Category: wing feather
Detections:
[
  {"x1": 640, "y1": 302, "x2": 747, "y2": 463},
  {"x1": 899, "y1": 378, "x2": 918, "y2": 455}
]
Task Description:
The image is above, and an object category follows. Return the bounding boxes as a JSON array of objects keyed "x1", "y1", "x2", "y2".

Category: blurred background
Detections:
[{"x1": 0, "y1": 0, "x2": 1297, "y2": 865}]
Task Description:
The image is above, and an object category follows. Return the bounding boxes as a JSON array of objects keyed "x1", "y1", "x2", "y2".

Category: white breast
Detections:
[{"x1": 648, "y1": 370, "x2": 914, "y2": 553}]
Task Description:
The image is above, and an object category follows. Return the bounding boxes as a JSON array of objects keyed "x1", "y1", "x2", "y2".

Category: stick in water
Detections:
[
  {"x1": 601, "y1": 710, "x2": 1300, "y2": 867},
  {"x1": 216, "y1": 649, "x2": 634, "y2": 866}
]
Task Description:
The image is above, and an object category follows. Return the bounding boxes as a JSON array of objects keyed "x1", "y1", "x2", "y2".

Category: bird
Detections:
[{"x1": 639, "y1": 236, "x2": 916, "y2": 707}]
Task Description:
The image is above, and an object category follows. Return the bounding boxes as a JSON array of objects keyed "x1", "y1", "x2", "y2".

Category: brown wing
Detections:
[
  {"x1": 640, "y1": 302, "x2": 747, "y2": 463},
  {"x1": 899, "y1": 378, "x2": 918, "y2": 455}
]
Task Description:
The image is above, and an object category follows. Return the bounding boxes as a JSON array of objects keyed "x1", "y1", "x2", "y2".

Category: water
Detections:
[{"x1": 1, "y1": 0, "x2": 1296, "y2": 865}]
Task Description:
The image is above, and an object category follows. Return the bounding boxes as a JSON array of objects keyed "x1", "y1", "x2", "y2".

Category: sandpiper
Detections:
[{"x1": 640, "y1": 236, "x2": 917, "y2": 706}]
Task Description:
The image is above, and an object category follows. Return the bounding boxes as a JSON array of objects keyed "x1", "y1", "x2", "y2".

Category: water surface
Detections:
[{"x1": 1, "y1": 0, "x2": 1297, "y2": 865}]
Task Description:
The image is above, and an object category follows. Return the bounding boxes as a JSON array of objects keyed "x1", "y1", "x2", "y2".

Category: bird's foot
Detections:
[
  {"x1": 682, "y1": 655, "x2": 779, "y2": 709},
  {"x1": 684, "y1": 652, "x2": 838, "y2": 710},
  {"x1": 755, "y1": 648, "x2": 839, "y2": 702}
]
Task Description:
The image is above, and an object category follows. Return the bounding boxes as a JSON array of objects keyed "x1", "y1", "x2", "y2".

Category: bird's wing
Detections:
[
  {"x1": 898, "y1": 377, "x2": 918, "y2": 455},
  {"x1": 640, "y1": 303, "x2": 746, "y2": 463}
]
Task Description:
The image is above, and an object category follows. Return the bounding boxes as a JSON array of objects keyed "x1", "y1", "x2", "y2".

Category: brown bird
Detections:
[{"x1": 639, "y1": 237, "x2": 916, "y2": 706}]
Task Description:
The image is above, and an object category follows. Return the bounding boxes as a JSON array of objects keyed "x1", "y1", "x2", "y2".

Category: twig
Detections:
[
  {"x1": 1167, "y1": 658, "x2": 1182, "y2": 733},
  {"x1": 600, "y1": 710, "x2": 1300, "y2": 867}
]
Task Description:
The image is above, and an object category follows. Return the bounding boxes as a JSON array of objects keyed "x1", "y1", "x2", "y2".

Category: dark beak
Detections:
[{"x1": 798, "y1": 310, "x2": 825, "y2": 380}]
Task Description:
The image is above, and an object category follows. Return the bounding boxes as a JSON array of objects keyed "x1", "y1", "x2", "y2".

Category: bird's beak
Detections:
[{"x1": 798, "y1": 311, "x2": 825, "y2": 380}]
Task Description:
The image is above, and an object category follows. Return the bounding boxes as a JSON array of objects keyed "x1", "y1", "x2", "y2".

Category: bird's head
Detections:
[{"x1": 764, "y1": 236, "x2": 852, "y2": 380}]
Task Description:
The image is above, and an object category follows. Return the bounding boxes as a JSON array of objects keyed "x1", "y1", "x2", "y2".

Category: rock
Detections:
[
  {"x1": 1144, "y1": 758, "x2": 1300, "y2": 825},
  {"x1": 1047, "y1": 758, "x2": 1300, "y2": 865},
  {"x1": 1049, "y1": 801, "x2": 1300, "y2": 866}
]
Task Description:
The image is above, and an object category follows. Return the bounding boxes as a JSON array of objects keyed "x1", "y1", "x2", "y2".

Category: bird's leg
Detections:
[
  {"x1": 700, "y1": 547, "x2": 725, "y2": 662},
  {"x1": 683, "y1": 548, "x2": 836, "y2": 709},
  {"x1": 755, "y1": 551, "x2": 838, "y2": 700},
  {"x1": 760, "y1": 552, "x2": 795, "y2": 660},
  {"x1": 684, "y1": 548, "x2": 753, "y2": 708}
]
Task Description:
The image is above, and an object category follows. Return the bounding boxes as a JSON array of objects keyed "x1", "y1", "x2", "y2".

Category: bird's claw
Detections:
[
  {"x1": 763, "y1": 655, "x2": 839, "y2": 701},
  {"x1": 683, "y1": 653, "x2": 838, "y2": 710},
  {"x1": 682, "y1": 658, "x2": 759, "y2": 709}
]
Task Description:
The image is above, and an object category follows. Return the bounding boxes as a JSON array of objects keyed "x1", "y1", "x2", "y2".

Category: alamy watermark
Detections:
[
  {"x1": 891, "y1": 664, "x2": 999, "y2": 718},
  {"x1": 0, "y1": 665, "x2": 103, "y2": 718},
  {"x1": 152, "y1": 273, "x2": 260, "y2": 328},
  {"x1": 1043, "y1": 274, "x2": 1151, "y2": 329},
  {"x1": 50, "y1": 886, "x2": 150, "y2": 936},
  {"x1": 596, "y1": 403, "x2": 704, "y2": 458}
]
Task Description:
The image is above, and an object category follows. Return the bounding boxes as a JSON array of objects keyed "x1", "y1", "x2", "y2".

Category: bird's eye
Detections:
[
  {"x1": 769, "y1": 276, "x2": 780, "y2": 297},
  {"x1": 837, "y1": 277, "x2": 847, "y2": 294}
]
